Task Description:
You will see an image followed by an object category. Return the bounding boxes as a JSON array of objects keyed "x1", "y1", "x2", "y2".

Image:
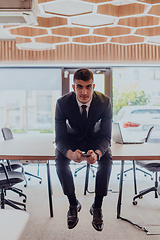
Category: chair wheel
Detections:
[
  {"x1": 93, "y1": 175, "x2": 95, "y2": 178},
  {"x1": 151, "y1": 178, "x2": 153, "y2": 180},
  {"x1": 139, "y1": 196, "x2": 143, "y2": 199},
  {"x1": 117, "y1": 177, "x2": 119, "y2": 180},
  {"x1": 39, "y1": 181, "x2": 42, "y2": 184},
  {"x1": 24, "y1": 184, "x2": 27, "y2": 187},
  {"x1": 74, "y1": 174, "x2": 77, "y2": 177},
  {"x1": 23, "y1": 199, "x2": 26, "y2": 203},
  {"x1": 132, "y1": 200, "x2": 137, "y2": 205},
  {"x1": 144, "y1": 174, "x2": 146, "y2": 177},
  {"x1": 28, "y1": 178, "x2": 31, "y2": 181},
  {"x1": 124, "y1": 174, "x2": 127, "y2": 177}
]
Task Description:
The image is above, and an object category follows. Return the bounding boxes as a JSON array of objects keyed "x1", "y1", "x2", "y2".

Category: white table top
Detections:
[
  {"x1": 0, "y1": 135, "x2": 55, "y2": 160},
  {"x1": 111, "y1": 141, "x2": 160, "y2": 160},
  {"x1": 0, "y1": 135, "x2": 160, "y2": 161}
]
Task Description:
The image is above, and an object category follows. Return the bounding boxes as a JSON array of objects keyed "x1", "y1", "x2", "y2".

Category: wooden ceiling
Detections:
[
  {"x1": 2, "y1": 0, "x2": 160, "y2": 51},
  {"x1": 1, "y1": 0, "x2": 160, "y2": 62}
]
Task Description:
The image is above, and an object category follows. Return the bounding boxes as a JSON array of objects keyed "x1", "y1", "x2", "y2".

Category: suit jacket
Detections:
[{"x1": 55, "y1": 91, "x2": 112, "y2": 157}]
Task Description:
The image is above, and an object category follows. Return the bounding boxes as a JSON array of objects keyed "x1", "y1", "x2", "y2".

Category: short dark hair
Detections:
[{"x1": 73, "y1": 68, "x2": 93, "y2": 82}]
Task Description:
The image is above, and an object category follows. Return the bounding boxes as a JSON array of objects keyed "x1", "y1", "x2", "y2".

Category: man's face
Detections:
[{"x1": 72, "y1": 79, "x2": 95, "y2": 104}]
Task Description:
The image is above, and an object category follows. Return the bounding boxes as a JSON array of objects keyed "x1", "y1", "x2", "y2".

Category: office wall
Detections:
[{"x1": 1, "y1": 40, "x2": 160, "y2": 62}]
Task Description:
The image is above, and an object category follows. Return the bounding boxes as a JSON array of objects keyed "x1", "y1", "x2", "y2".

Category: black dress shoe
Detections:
[
  {"x1": 67, "y1": 200, "x2": 82, "y2": 229},
  {"x1": 90, "y1": 204, "x2": 104, "y2": 231}
]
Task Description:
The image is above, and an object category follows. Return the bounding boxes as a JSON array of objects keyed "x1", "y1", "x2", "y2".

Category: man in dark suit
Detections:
[{"x1": 55, "y1": 68, "x2": 112, "y2": 231}]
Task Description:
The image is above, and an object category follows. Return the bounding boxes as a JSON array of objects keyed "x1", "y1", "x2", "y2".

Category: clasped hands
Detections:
[{"x1": 66, "y1": 149, "x2": 100, "y2": 164}]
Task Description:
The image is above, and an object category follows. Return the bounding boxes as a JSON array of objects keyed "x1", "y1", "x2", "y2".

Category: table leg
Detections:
[
  {"x1": 84, "y1": 163, "x2": 90, "y2": 195},
  {"x1": 132, "y1": 160, "x2": 137, "y2": 195},
  {"x1": 117, "y1": 160, "x2": 124, "y2": 218},
  {"x1": 46, "y1": 161, "x2": 53, "y2": 217},
  {"x1": 117, "y1": 160, "x2": 148, "y2": 234}
]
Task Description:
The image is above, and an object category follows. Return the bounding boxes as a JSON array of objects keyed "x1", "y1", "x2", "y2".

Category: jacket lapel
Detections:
[{"x1": 69, "y1": 93, "x2": 84, "y2": 130}]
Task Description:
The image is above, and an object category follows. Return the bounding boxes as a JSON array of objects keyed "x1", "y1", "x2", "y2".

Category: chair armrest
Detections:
[{"x1": 0, "y1": 162, "x2": 10, "y2": 184}]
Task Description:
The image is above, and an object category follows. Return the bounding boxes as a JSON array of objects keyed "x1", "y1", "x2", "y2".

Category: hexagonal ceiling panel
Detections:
[
  {"x1": 93, "y1": 26, "x2": 131, "y2": 36},
  {"x1": 135, "y1": 26, "x2": 160, "y2": 36},
  {"x1": 51, "y1": 27, "x2": 89, "y2": 36},
  {"x1": 43, "y1": 0, "x2": 93, "y2": 16},
  {"x1": 73, "y1": 35, "x2": 108, "y2": 44},
  {"x1": 111, "y1": 35, "x2": 144, "y2": 44},
  {"x1": 97, "y1": 3, "x2": 145, "y2": 17},
  {"x1": 37, "y1": 17, "x2": 67, "y2": 28},
  {"x1": 148, "y1": 4, "x2": 160, "y2": 16},
  {"x1": 10, "y1": 27, "x2": 48, "y2": 37},
  {"x1": 2, "y1": 0, "x2": 160, "y2": 50},
  {"x1": 72, "y1": 14, "x2": 115, "y2": 27},
  {"x1": 118, "y1": 16, "x2": 160, "y2": 28},
  {"x1": 35, "y1": 35, "x2": 69, "y2": 44}
]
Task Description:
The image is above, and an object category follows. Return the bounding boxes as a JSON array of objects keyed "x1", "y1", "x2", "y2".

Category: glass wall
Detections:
[
  {"x1": 112, "y1": 67, "x2": 160, "y2": 142},
  {"x1": 0, "y1": 67, "x2": 61, "y2": 140}
]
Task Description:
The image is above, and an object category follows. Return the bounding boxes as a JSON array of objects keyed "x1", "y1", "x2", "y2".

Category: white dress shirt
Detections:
[{"x1": 76, "y1": 98, "x2": 92, "y2": 117}]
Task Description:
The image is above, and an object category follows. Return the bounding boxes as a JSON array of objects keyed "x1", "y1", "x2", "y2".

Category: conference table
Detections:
[
  {"x1": 0, "y1": 135, "x2": 160, "y2": 228},
  {"x1": 0, "y1": 135, "x2": 55, "y2": 218}
]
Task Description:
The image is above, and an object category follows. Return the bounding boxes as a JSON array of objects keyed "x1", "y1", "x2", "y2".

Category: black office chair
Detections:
[
  {"x1": 1, "y1": 128, "x2": 42, "y2": 186},
  {"x1": 132, "y1": 126, "x2": 159, "y2": 205},
  {"x1": 1, "y1": 129, "x2": 25, "y2": 176},
  {"x1": 0, "y1": 160, "x2": 27, "y2": 202},
  {"x1": 0, "y1": 162, "x2": 26, "y2": 210}
]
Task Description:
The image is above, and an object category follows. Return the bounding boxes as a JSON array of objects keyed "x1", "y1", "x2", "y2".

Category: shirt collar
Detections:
[{"x1": 76, "y1": 97, "x2": 92, "y2": 108}]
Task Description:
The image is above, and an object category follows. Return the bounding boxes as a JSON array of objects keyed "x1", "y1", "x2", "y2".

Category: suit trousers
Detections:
[{"x1": 55, "y1": 148, "x2": 112, "y2": 197}]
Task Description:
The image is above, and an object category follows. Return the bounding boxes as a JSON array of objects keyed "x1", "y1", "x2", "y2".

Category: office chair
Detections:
[
  {"x1": 132, "y1": 126, "x2": 159, "y2": 205},
  {"x1": 1, "y1": 128, "x2": 28, "y2": 187},
  {"x1": 74, "y1": 163, "x2": 96, "y2": 177},
  {"x1": 74, "y1": 161, "x2": 97, "y2": 195},
  {"x1": 0, "y1": 162, "x2": 26, "y2": 210},
  {"x1": 1, "y1": 128, "x2": 42, "y2": 186},
  {"x1": 74, "y1": 162, "x2": 97, "y2": 193},
  {"x1": 0, "y1": 160, "x2": 27, "y2": 202},
  {"x1": 117, "y1": 165, "x2": 153, "y2": 180}
]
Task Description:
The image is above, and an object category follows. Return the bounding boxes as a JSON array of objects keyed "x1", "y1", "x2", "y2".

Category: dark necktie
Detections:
[{"x1": 81, "y1": 105, "x2": 87, "y2": 123}]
